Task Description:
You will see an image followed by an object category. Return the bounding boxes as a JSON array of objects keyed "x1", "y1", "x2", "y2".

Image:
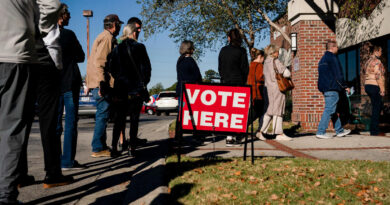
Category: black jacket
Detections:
[
  {"x1": 176, "y1": 56, "x2": 202, "y2": 96},
  {"x1": 59, "y1": 28, "x2": 85, "y2": 93},
  {"x1": 106, "y1": 38, "x2": 151, "y2": 95},
  {"x1": 317, "y1": 51, "x2": 347, "y2": 93},
  {"x1": 218, "y1": 44, "x2": 249, "y2": 85}
]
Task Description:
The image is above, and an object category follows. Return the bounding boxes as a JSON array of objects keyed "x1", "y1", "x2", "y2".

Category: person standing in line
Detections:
[
  {"x1": 176, "y1": 40, "x2": 202, "y2": 99},
  {"x1": 86, "y1": 14, "x2": 123, "y2": 157},
  {"x1": 315, "y1": 40, "x2": 351, "y2": 139},
  {"x1": 246, "y1": 48, "x2": 265, "y2": 140},
  {"x1": 256, "y1": 44, "x2": 293, "y2": 141},
  {"x1": 364, "y1": 45, "x2": 386, "y2": 136},
  {"x1": 106, "y1": 21, "x2": 151, "y2": 157},
  {"x1": 218, "y1": 28, "x2": 249, "y2": 146},
  {"x1": 56, "y1": 3, "x2": 86, "y2": 170}
]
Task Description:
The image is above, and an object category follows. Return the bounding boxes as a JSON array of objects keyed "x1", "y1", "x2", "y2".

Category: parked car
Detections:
[
  {"x1": 141, "y1": 94, "x2": 158, "y2": 115},
  {"x1": 155, "y1": 91, "x2": 178, "y2": 116},
  {"x1": 78, "y1": 88, "x2": 97, "y2": 117}
]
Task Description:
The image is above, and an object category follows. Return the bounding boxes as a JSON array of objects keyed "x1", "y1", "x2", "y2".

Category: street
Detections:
[{"x1": 19, "y1": 114, "x2": 175, "y2": 205}]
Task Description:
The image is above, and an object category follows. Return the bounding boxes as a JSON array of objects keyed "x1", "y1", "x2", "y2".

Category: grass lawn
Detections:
[{"x1": 166, "y1": 156, "x2": 390, "y2": 204}]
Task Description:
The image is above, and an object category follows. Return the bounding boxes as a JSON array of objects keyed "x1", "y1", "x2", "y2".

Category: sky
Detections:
[{"x1": 62, "y1": 0, "x2": 270, "y2": 88}]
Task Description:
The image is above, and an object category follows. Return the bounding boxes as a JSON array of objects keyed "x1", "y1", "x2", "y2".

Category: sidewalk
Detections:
[{"x1": 18, "y1": 117, "x2": 390, "y2": 204}]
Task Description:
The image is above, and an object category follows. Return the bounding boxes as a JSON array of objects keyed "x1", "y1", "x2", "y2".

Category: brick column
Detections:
[{"x1": 291, "y1": 20, "x2": 337, "y2": 132}]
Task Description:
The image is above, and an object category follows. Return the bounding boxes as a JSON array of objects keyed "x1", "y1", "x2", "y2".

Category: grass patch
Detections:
[{"x1": 167, "y1": 156, "x2": 390, "y2": 204}]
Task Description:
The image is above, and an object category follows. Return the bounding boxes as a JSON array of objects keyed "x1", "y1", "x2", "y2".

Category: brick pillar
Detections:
[{"x1": 291, "y1": 20, "x2": 337, "y2": 132}]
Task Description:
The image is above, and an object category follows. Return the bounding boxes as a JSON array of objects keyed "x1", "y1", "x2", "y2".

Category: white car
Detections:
[{"x1": 155, "y1": 91, "x2": 178, "y2": 116}]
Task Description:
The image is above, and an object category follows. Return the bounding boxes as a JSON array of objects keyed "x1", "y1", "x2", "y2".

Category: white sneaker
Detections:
[
  {"x1": 316, "y1": 134, "x2": 333, "y2": 139},
  {"x1": 336, "y1": 129, "x2": 351, "y2": 137},
  {"x1": 255, "y1": 132, "x2": 266, "y2": 141},
  {"x1": 275, "y1": 134, "x2": 292, "y2": 141}
]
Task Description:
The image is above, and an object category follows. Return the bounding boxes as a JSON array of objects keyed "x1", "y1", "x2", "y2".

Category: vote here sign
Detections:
[{"x1": 181, "y1": 84, "x2": 251, "y2": 133}]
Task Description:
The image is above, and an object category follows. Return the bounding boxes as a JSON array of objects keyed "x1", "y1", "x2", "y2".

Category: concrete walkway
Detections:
[{"x1": 18, "y1": 115, "x2": 390, "y2": 204}]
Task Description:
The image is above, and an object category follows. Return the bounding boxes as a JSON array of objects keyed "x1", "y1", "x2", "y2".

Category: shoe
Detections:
[
  {"x1": 61, "y1": 161, "x2": 87, "y2": 171},
  {"x1": 315, "y1": 133, "x2": 333, "y2": 139},
  {"x1": 110, "y1": 150, "x2": 121, "y2": 158},
  {"x1": 43, "y1": 174, "x2": 73, "y2": 189},
  {"x1": 255, "y1": 132, "x2": 266, "y2": 140},
  {"x1": 17, "y1": 175, "x2": 35, "y2": 188},
  {"x1": 275, "y1": 134, "x2": 292, "y2": 141},
  {"x1": 135, "y1": 137, "x2": 147, "y2": 145},
  {"x1": 91, "y1": 149, "x2": 111, "y2": 158},
  {"x1": 128, "y1": 147, "x2": 136, "y2": 157},
  {"x1": 336, "y1": 129, "x2": 351, "y2": 137},
  {"x1": 226, "y1": 136, "x2": 240, "y2": 147}
]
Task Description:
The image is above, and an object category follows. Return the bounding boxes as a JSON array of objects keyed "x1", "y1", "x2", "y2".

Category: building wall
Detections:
[
  {"x1": 291, "y1": 20, "x2": 336, "y2": 131},
  {"x1": 270, "y1": 14, "x2": 291, "y2": 50}
]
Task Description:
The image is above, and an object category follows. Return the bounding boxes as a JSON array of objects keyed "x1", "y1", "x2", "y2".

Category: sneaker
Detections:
[
  {"x1": 275, "y1": 134, "x2": 292, "y2": 141},
  {"x1": 315, "y1": 133, "x2": 333, "y2": 139},
  {"x1": 61, "y1": 161, "x2": 87, "y2": 171},
  {"x1": 17, "y1": 175, "x2": 35, "y2": 188},
  {"x1": 255, "y1": 132, "x2": 266, "y2": 141},
  {"x1": 43, "y1": 174, "x2": 73, "y2": 189},
  {"x1": 226, "y1": 136, "x2": 240, "y2": 147},
  {"x1": 336, "y1": 129, "x2": 351, "y2": 137},
  {"x1": 91, "y1": 149, "x2": 111, "y2": 158}
]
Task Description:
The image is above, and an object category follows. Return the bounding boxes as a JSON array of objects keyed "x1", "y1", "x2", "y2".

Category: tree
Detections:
[
  {"x1": 203, "y1": 69, "x2": 220, "y2": 83},
  {"x1": 137, "y1": 0, "x2": 288, "y2": 56},
  {"x1": 165, "y1": 82, "x2": 177, "y2": 91},
  {"x1": 148, "y1": 82, "x2": 164, "y2": 95}
]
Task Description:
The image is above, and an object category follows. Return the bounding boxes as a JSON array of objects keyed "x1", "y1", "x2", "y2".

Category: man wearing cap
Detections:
[{"x1": 86, "y1": 14, "x2": 123, "y2": 157}]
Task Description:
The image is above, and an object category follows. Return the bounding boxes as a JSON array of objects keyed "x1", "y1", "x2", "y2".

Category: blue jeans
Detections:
[
  {"x1": 91, "y1": 88, "x2": 109, "y2": 152},
  {"x1": 317, "y1": 91, "x2": 344, "y2": 135},
  {"x1": 57, "y1": 90, "x2": 79, "y2": 168}
]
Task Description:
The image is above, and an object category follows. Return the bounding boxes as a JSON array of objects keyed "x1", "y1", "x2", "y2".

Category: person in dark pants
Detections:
[
  {"x1": 56, "y1": 4, "x2": 86, "y2": 171},
  {"x1": 364, "y1": 45, "x2": 386, "y2": 136},
  {"x1": 246, "y1": 48, "x2": 265, "y2": 140},
  {"x1": 218, "y1": 28, "x2": 249, "y2": 146},
  {"x1": 106, "y1": 21, "x2": 151, "y2": 157}
]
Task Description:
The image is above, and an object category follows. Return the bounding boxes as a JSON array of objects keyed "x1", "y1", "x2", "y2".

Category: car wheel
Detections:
[
  {"x1": 156, "y1": 111, "x2": 161, "y2": 116},
  {"x1": 165, "y1": 112, "x2": 169, "y2": 116},
  {"x1": 147, "y1": 109, "x2": 154, "y2": 115}
]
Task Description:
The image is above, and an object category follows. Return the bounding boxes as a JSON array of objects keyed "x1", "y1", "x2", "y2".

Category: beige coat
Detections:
[
  {"x1": 86, "y1": 30, "x2": 116, "y2": 89},
  {"x1": 263, "y1": 57, "x2": 291, "y2": 116}
]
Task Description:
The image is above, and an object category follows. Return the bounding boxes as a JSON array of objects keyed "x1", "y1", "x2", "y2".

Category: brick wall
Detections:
[{"x1": 291, "y1": 20, "x2": 337, "y2": 132}]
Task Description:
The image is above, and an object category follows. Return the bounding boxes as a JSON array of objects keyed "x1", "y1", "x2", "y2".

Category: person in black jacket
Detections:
[
  {"x1": 218, "y1": 28, "x2": 249, "y2": 146},
  {"x1": 106, "y1": 22, "x2": 151, "y2": 157},
  {"x1": 316, "y1": 40, "x2": 351, "y2": 139},
  {"x1": 56, "y1": 4, "x2": 86, "y2": 170},
  {"x1": 176, "y1": 40, "x2": 202, "y2": 97}
]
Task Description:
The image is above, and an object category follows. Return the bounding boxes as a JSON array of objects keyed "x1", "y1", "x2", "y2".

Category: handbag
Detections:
[
  {"x1": 273, "y1": 59, "x2": 294, "y2": 92},
  {"x1": 125, "y1": 43, "x2": 150, "y2": 102}
]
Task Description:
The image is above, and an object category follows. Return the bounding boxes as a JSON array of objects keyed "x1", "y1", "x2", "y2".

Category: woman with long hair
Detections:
[
  {"x1": 247, "y1": 48, "x2": 265, "y2": 139},
  {"x1": 364, "y1": 45, "x2": 386, "y2": 136},
  {"x1": 256, "y1": 44, "x2": 292, "y2": 141}
]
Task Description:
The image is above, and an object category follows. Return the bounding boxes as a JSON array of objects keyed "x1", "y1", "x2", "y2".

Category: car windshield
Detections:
[{"x1": 159, "y1": 92, "x2": 176, "y2": 98}]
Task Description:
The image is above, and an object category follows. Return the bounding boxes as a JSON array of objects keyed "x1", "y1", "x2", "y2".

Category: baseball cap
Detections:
[{"x1": 104, "y1": 14, "x2": 124, "y2": 25}]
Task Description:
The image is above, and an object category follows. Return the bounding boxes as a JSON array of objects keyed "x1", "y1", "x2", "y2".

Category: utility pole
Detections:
[{"x1": 83, "y1": 10, "x2": 93, "y2": 59}]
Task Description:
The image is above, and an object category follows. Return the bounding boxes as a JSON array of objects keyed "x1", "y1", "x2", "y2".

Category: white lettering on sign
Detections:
[
  {"x1": 214, "y1": 113, "x2": 229, "y2": 128},
  {"x1": 231, "y1": 114, "x2": 244, "y2": 129},
  {"x1": 183, "y1": 110, "x2": 198, "y2": 125},
  {"x1": 232, "y1": 93, "x2": 246, "y2": 108},
  {"x1": 201, "y1": 90, "x2": 217, "y2": 106},
  {"x1": 200, "y1": 112, "x2": 213, "y2": 126},
  {"x1": 217, "y1": 91, "x2": 232, "y2": 106},
  {"x1": 186, "y1": 89, "x2": 200, "y2": 104}
]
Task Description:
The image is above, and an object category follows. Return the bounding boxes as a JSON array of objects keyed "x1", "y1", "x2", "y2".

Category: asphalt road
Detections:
[{"x1": 19, "y1": 113, "x2": 175, "y2": 204}]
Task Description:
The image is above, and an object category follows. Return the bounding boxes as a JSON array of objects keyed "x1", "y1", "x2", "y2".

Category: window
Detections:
[{"x1": 338, "y1": 47, "x2": 360, "y2": 94}]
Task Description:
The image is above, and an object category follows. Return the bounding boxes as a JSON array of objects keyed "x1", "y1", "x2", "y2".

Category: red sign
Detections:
[{"x1": 180, "y1": 84, "x2": 251, "y2": 133}]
